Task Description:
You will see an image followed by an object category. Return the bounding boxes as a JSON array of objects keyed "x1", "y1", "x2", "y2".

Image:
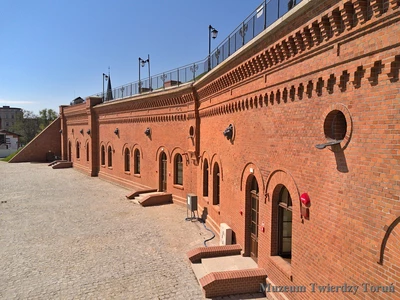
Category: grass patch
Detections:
[{"x1": 1, "y1": 147, "x2": 23, "y2": 162}]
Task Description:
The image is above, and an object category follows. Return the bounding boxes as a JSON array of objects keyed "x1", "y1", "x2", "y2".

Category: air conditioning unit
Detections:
[
  {"x1": 220, "y1": 223, "x2": 232, "y2": 246},
  {"x1": 187, "y1": 194, "x2": 198, "y2": 212}
]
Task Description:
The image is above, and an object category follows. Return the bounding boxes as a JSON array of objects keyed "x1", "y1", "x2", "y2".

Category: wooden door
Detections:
[
  {"x1": 160, "y1": 152, "x2": 167, "y2": 192},
  {"x1": 250, "y1": 190, "x2": 259, "y2": 261}
]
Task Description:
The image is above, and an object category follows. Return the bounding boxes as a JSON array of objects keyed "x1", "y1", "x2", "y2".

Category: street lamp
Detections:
[
  {"x1": 139, "y1": 55, "x2": 151, "y2": 93},
  {"x1": 102, "y1": 73, "x2": 109, "y2": 102},
  {"x1": 208, "y1": 25, "x2": 218, "y2": 71}
]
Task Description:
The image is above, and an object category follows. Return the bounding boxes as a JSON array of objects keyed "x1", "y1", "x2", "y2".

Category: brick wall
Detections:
[
  {"x1": 10, "y1": 118, "x2": 61, "y2": 163},
  {"x1": 58, "y1": 0, "x2": 400, "y2": 299}
]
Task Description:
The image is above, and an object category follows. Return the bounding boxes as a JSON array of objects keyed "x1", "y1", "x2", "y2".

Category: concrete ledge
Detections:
[
  {"x1": 139, "y1": 193, "x2": 172, "y2": 207},
  {"x1": 126, "y1": 189, "x2": 158, "y2": 199},
  {"x1": 199, "y1": 268, "x2": 268, "y2": 298},
  {"x1": 48, "y1": 160, "x2": 66, "y2": 166},
  {"x1": 52, "y1": 161, "x2": 73, "y2": 169},
  {"x1": 187, "y1": 244, "x2": 242, "y2": 263}
]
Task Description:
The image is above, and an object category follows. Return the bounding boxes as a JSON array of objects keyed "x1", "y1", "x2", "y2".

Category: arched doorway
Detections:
[
  {"x1": 246, "y1": 176, "x2": 259, "y2": 262},
  {"x1": 159, "y1": 152, "x2": 167, "y2": 192}
]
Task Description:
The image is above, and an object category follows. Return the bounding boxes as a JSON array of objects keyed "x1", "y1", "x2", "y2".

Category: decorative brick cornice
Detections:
[
  {"x1": 98, "y1": 113, "x2": 188, "y2": 125},
  {"x1": 66, "y1": 119, "x2": 89, "y2": 126},
  {"x1": 199, "y1": 54, "x2": 400, "y2": 119},
  {"x1": 94, "y1": 86, "x2": 195, "y2": 115},
  {"x1": 196, "y1": 0, "x2": 399, "y2": 102},
  {"x1": 63, "y1": 104, "x2": 87, "y2": 118}
]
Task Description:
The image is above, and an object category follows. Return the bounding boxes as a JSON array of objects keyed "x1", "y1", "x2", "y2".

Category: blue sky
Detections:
[{"x1": 0, "y1": 0, "x2": 265, "y2": 115}]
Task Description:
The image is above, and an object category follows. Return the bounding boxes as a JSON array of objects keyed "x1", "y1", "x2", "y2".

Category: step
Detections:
[
  {"x1": 138, "y1": 192, "x2": 172, "y2": 207},
  {"x1": 52, "y1": 161, "x2": 73, "y2": 169},
  {"x1": 191, "y1": 263, "x2": 208, "y2": 283},
  {"x1": 201, "y1": 255, "x2": 258, "y2": 273}
]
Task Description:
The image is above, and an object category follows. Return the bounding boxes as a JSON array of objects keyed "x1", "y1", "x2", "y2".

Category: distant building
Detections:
[
  {"x1": 70, "y1": 97, "x2": 85, "y2": 105},
  {"x1": 0, "y1": 106, "x2": 23, "y2": 130},
  {"x1": 0, "y1": 129, "x2": 21, "y2": 158}
]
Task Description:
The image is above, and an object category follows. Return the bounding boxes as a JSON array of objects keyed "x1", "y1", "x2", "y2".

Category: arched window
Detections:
[
  {"x1": 278, "y1": 186, "x2": 292, "y2": 259},
  {"x1": 76, "y1": 142, "x2": 80, "y2": 159},
  {"x1": 213, "y1": 163, "x2": 220, "y2": 205},
  {"x1": 108, "y1": 146, "x2": 112, "y2": 167},
  {"x1": 68, "y1": 141, "x2": 72, "y2": 161},
  {"x1": 101, "y1": 145, "x2": 105, "y2": 166},
  {"x1": 134, "y1": 149, "x2": 140, "y2": 174},
  {"x1": 203, "y1": 159, "x2": 209, "y2": 197},
  {"x1": 124, "y1": 148, "x2": 130, "y2": 172},
  {"x1": 86, "y1": 142, "x2": 89, "y2": 161},
  {"x1": 174, "y1": 154, "x2": 183, "y2": 185}
]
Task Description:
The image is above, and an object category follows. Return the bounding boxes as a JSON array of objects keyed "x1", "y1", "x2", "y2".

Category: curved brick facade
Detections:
[{"x1": 59, "y1": 1, "x2": 400, "y2": 298}]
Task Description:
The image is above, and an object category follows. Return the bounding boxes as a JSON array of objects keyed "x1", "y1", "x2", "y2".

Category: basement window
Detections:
[{"x1": 316, "y1": 110, "x2": 347, "y2": 149}]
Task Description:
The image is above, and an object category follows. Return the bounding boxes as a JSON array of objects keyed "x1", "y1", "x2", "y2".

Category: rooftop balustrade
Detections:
[{"x1": 91, "y1": 0, "x2": 303, "y2": 102}]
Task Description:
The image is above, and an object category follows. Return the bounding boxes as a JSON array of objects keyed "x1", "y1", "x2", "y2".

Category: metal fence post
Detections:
[
  {"x1": 278, "y1": 0, "x2": 280, "y2": 18},
  {"x1": 264, "y1": 0, "x2": 267, "y2": 29}
]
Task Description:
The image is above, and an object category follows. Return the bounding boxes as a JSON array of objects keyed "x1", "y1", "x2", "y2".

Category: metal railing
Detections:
[{"x1": 93, "y1": 0, "x2": 302, "y2": 102}]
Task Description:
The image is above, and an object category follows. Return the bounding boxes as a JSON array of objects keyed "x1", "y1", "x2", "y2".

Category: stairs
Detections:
[
  {"x1": 129, "y1": 191, "x2": 172, "y2": 207},
  {"x1": 187, "y1": 245, "x2": 267, "y2": 298},
  {"x1": 51, "y1": 161, "x2": 73, "y2": 169}
]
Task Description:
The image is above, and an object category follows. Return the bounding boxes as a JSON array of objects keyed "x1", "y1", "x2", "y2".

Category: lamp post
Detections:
[
  {"x1": 208, "y1": 25, "x2": 218, "y2": 71},
  {"x1": 102, "y1": 73, "x2": 109, "y2": 102},
  {"x1": 139, "y1": 55, "x2": 150, "y2": 93}
]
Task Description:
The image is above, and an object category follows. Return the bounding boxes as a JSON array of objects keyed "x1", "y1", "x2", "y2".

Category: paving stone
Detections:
[{"x1": 0, "y1": 162, "x2": 221, "y2": 299}]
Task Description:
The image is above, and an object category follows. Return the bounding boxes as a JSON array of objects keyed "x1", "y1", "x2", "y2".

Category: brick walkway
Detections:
[{"x1": 0, "y1": 162, "x2": 220, "y2": 299}]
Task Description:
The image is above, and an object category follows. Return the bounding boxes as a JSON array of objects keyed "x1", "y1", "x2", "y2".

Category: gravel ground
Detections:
[{"x1": 0, "y1": 162, "x2": 221, "y2": 300}]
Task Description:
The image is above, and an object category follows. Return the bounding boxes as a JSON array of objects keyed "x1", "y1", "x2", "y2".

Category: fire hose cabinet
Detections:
[{"x1": 187, "y1": 194, "x2": 198, "y2": 212}]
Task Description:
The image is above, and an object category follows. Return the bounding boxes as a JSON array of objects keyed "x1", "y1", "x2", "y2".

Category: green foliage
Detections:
[
  {"x1": 9, "y1": 108, "x2": 58, "y2": 145},
  {"x1": 1, "y1": 147, "x2": 22, "y2": 162},
  {"x1": 39, "y1": 108, "x2": 58, "y2": 130}
]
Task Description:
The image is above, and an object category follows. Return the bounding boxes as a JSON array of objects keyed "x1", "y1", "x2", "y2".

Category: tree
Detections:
[
  {"x1": 38, "y1": 109, "x2": 58, "y2": 130},
  {"x1": 9, "y1": 110, "x2": 40, "y2": 145},
  {"x1": 9, "y1": 108, "x2": 59, "y2": 145}
]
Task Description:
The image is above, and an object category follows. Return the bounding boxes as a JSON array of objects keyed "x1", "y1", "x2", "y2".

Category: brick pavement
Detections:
[{"x1": 0, "y1": 162, "x2": 221, "y2": 300}]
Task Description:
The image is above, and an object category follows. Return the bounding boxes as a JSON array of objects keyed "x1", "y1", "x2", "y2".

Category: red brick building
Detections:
[{"x1": 16, "y1": 0, "x2": 400, "y2": 298}]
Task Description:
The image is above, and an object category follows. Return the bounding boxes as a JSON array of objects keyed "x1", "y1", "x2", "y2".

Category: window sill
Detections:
[
  {"x1": 173, "y1": 184, "x2": 184, "y2": 190},
  {"x1": 133, "y1": 174, "x2": 141, "y2": 178},
  {"x1": 101, "y1": 165, "x2": 106, "y2": 168},
  {"x1": 269, "y1": 256, "x2": 292, "y2": 281},
  {"x1": 211, "y1": 204, "x2": 220, "y2": 215},
  {"x1": 203, "y1": 197, "x2": 209, "y2": 204},
  {"x1": 124, "y1": 171, "x2": 131, "y2": 175},
  {"x1": 108, "y1": 167, "x2": 113, "y2": 170}
]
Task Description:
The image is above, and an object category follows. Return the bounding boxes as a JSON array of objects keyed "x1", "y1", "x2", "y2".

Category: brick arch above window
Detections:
[
  {"x1": 239, "y1": 162, "x2": 265, "y2": 196},
  {"x1": 199, "y1": 151, "x2": 211, "y2": 172},
  {"x1": 131, "y1": 143, "x2": 144, "y2": 159},
  {"x1": 379, "y1": 216, "x2": 400, "y2": 265},
  {"x1": 121, "y1": 143, "x2": 131, "y2": 156},
  {"x1": 155, "y1": 146, "x2": 171, "y2": 163},
  {"x1": 171, "y1": 147, "x2": 187, "y2": 165},
  {"x1": 210, "y1": 153, "x2": 224, "y2": 182},
  {"x1": 105, "y1": 142, "x2": 115, "y2": 152},
  {"x1": 265, "y1": 169, "x2": 300, "y2": 211}
]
